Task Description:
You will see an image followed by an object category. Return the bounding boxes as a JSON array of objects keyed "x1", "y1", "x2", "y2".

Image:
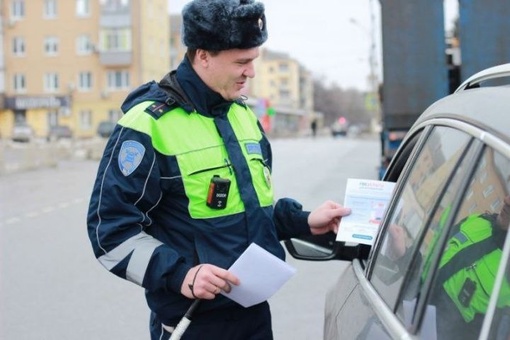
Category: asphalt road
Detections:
[{"x1": 0, "y1": 135, "x2": 380, "y2": 340}]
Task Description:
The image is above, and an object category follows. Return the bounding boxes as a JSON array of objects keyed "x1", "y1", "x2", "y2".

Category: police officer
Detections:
[{"x1": 86, "y1": 0, "x2": 351, "y2": 339}]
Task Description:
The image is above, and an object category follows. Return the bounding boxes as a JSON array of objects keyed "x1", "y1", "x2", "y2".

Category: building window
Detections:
[
  {"x1": 47, "y1": 111, "x2": 58, "y2": 127},
  {"x1": 108, "y1": 109, "x2": 123, "y2": 122},
  {"x1": 102, "y1": 28, "x2": 132, "y2": 52},
  {"x1": 13, "y1": 73, "x2": 26, "y2": 92},
  {"x1": 78, "y1": 71, "x2": 93, "y2": 91},
  {"x1": 468, "y1": 202, "x2": 478, "y2": 214},
  {"x1": 107, "y1": 70, "x2": 130, "y2": 90},
  {"x1": 44, "y1": 36, "x2": 59, "y2": 55},
  {"x1": 11, "y1": 0, "x2": 25, "y2": 19},
  {"x1": 44, "y1": 0, "x2": 57, "y2": 18},
  {"x1": 490, "y1": 197, "x2": 502, "y2": 213},
  {"x1": 279, "y1": 89, "x2": 290, "y2": 100},
  {"x1": 44, "y1": 73, "x2": 59, "y2": 92},
  {"x1": 76, "y1": 0, "x2": 91, "y2": 17},
  {"x1": 278, "y1": 62, "x2": 289, "y2": 72},
  {"x1": 482, "y1": 184, "x2": 495, "y2": 198},
  {"x1": 101, "y1": 0, "x2": 129, "y2": 11},
  {"x1": 12, "y1": 37, "x2": 25, "y2": 56},
  {"x1": 76, "y1": 35, "x2": 94, "y2": 55},
  {"x1": 465, "y1": 189, "x2": 473, "y2": 200},
  {"x1": 79, "y1": 110, "x2": 92, "y2": 129},
  {"x1": 479, "y1": 170, "x2": 488, "y2": 183}
]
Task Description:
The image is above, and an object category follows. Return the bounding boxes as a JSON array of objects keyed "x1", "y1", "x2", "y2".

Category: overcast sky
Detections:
[{"x1": 168, "y1": 0, "x2": 458, "y2": 91}]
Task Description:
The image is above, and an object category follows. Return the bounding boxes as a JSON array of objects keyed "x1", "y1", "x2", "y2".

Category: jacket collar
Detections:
[{"x1": 175, "y1": 56, "x2": 231, "y2": 117}]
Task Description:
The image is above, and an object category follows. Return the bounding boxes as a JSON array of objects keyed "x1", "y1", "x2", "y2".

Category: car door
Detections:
[
  {"x1": 404, "y1": 144, "x2": 510, "y2": 340},
  {"x1": 360, "y1": 125, "x2": 510, "y2": 339},
  {"x1": 333, "y1": 124, "x2": 479, "y2": 339}
]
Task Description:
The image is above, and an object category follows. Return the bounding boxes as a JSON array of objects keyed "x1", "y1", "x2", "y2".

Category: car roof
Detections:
[{"x1": 412, "y1": 63, "x2": 510, "y2": 145}]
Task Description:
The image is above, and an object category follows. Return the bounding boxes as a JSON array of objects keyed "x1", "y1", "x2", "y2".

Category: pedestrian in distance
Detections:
[
  {"x1": 86, "y1": 0, "x2": 351, "y2": 339},
  {"x1": 311, "y1": 118, "x2": 318, "y2": 138}
]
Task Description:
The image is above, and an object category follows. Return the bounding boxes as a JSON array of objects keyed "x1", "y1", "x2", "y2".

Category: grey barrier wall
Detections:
[{"x1": 0, "y1": 139, "x2": 107, "y2": 176}]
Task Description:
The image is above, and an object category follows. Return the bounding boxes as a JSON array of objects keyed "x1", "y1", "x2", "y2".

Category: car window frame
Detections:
[
  {"x1": 368, "y1": 125, "x2": 478, "y2": 304},
  {"x1": 406, "y1": 138, "x2": 510, "y2": 338},
  {"x1": 424, "y1": 120, "x2": 510, "y2": 340},
  {"x1": 347, "y1": 125, "x2": 432, "y2": 340},
  {"x1": 394, "y1": 118, "x2": 510, "y2": 338},
  {"x1": 359, "y1": 117, "x2": 510, "y2": 339},
  {"x1": 365, "y1": 125, "x2": 432, "y2": 277}
]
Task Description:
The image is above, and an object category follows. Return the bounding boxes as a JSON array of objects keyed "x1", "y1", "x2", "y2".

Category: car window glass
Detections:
[
  {"x1": 423, "y1": 147, "x2": 510, "y2": 340},
  {"x1": 369, "y1": 126, "x2": 471, "y2": 310},
  {"x1": 392, "y1": 142, "x2": 479, "y2": 336},
  {"x1": 490, "y1": 228, "x2": 510, "y2": 339}
]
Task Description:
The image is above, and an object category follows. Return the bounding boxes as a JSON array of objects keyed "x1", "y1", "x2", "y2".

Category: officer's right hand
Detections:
[{"x1": 181, "y1": 264, "x2": 240, "y2": 300}]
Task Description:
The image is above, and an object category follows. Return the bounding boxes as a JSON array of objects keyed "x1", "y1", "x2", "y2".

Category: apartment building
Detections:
[
  {"x1": 248, "y1": 48, "x2": 314, "y2": 134},
  {"x1": 0, "y1": 0, "x2": 169, "y2": 139},
  {"x1": 169, "y1": 13, "x2": 185, "y2": 71}
]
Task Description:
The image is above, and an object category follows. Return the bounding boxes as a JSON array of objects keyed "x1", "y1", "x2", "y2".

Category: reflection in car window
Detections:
[
  {"x1": 393, "y1": 142, "x2": 479, "y2": 338},
  {"x1": 370, "y1": 127, "x2": 471, "y2": 314},
  {"x1": 424, "y1": 148, "x2": 510, "y2": 340},
  {"x1": 490, "y1": 204, "x2": 510, "y2": 340}
]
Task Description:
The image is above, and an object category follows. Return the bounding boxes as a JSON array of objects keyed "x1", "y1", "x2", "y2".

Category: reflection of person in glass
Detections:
[{"x1": 389, "y1": 195, "x2": 510, "y2": 339}]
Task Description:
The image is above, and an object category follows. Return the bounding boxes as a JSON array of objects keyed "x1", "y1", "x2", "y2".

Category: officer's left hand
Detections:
[
  {"x1": 181, "y1": 264, "x2": 240, "y2": 300},
  {"x1": 308, "y1": 200, "x2": 351, "y2": 235}
]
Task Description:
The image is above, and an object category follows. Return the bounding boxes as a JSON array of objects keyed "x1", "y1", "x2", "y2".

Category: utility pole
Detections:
[{"x1": 349, "y1": 0, "x2": 380, "y2": 132}]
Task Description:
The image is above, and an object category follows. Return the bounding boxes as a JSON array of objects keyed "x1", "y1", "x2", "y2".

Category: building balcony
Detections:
[
  {"x1": 100, "y1": 8, "x2": 131, "y2": 28},
  {"x1": 99, "y1": 50, "x2": 132, "y2": 66}
]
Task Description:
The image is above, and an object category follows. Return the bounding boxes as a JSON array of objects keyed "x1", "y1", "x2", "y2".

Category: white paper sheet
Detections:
[
  {"x1": 221, "y1": 243, "x2": 296, "y2": 307},
  {"x1": 337, "y1": 178, "x2": 396, "y2": 245}
]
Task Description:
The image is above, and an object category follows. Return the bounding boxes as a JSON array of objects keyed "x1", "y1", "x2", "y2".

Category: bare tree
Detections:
[{"x1": 313, "y1": 78, "x2": 372, "y2": 127}]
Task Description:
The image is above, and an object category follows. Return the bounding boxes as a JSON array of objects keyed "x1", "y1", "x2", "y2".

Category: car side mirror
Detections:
[{"x1": 284, "y1": 232, "x2": 371, "y2": 262}]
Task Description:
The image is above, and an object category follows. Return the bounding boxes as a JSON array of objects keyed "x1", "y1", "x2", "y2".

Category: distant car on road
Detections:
[
  {"x1": 331, "y1": 116, "x2": 349, "y2": 137},
  {"x1": 12, "y1": 123, "x2": 34, "y2": 143},
  {"x1": 47, "y1": 125, "x2": 73, "y2": 141},
  {"x1": 97, "y1": 121, "x2": 116, "y2": 138}
]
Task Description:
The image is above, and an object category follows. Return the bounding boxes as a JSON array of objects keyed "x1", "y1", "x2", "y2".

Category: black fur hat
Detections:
[{"x1": 182, "y1": 0, "x2": 268, "y2": 51}]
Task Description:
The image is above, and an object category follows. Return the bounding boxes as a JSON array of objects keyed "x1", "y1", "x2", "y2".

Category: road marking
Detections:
[
  {"x1": 25, "y1": 211, "x2": 40, "y2": 218},
  {"x1": 2, "y1": 198, "x2": 86, "y2": 225},
  {"x1": 5, "y1": 217, "x2": 21, "y2": 224},
  {"x1": 42, "y1": 206, "x2": 55, "y2": 213}
]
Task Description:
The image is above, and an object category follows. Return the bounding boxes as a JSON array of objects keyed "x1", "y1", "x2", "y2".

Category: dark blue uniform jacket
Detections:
[{"x1": 87, "y1": 57, "x2": 311, "y2": 324}]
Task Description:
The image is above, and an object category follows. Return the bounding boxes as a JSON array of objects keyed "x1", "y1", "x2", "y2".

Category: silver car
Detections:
[
  {"x1": 285, "y1": 63, "x2": 510, "y2": 340},
  {"x1": 11, "y1": 123, "x2": 34, "y2": 143}
]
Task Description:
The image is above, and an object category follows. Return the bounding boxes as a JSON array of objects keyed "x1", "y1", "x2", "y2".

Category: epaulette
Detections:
[{"x1": 144, "y1": 101, "x2": 175, "y2": 119}]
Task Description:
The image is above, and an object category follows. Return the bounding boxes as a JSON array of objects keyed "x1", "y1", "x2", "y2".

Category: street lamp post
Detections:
[{"x1": 349, "y1": 0, "x2": 380, "y2": 132}]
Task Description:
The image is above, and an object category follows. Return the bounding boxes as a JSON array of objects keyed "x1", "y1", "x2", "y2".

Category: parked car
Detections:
[
  {"x1": 47, "y1": 125, "x2": 73, "y2": 141},
  {"x1": 284, "y1": 63, "x2": 510, "y2": 339},
  {"x1": 11, "y1": 123, "x2": 34, "y2": 143},
  {"x1": 97, "y1": 121, "x2": 116, "y2": 138}
]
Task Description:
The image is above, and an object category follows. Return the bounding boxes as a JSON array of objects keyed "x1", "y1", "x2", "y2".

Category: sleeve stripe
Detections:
[
  {"x1": 98, "y1": 231, "x2": 163, "y2": 285},
  {"x1": 126, "y1": 235, "x2": 164, "y2": 285}
]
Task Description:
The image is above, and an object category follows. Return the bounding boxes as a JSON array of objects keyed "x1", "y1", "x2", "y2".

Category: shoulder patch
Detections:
[
  {"x1": 144, "y1": 101, "x2": 174, "y2": 119},
  {"x1": 453, "y1": 231, "x2": 468, "y2": 244},
  {"x1": 245, "y1": 142, "x2": 262, "y2": 155},
  {"x1": 118, "y1": 140, "x2": 145, "y2": 176}
]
